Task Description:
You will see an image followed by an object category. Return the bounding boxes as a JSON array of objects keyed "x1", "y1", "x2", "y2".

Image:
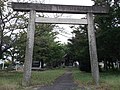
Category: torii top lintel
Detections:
[{"x1": 11, "y1": 2, "x2": 109, "y2": 14}]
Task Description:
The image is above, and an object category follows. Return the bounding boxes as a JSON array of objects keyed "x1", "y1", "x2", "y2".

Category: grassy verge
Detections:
[
  {"x1": 31, "y1": 68, "x2": 65, "y2": 86},
  {"x1": 100, "y1": 71, "x2": 120, "y2": 90},
  {"x1": 72, "y1": 68, "x2": 120, "y2": 90},
  {"x1": 0, "y1": 71, "x2": 23, "y2": 90},
  {"x1": 0, "y1": 68, "x2": 65, "y2": 90}
]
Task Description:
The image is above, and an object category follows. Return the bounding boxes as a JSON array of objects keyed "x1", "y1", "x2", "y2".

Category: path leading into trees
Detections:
[{"x1": 35, "y1": 69, "x2": 79, "y2": 90}]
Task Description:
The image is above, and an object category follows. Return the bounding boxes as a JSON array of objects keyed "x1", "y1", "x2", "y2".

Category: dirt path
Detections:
[{"x1": 35, "y1": 71, "x2": 78, "y2": 90}]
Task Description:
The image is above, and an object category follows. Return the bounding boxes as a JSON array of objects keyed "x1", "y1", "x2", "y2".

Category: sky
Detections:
[{"x1": 44, "y1": 0, "x2": 94, "y2": 5}]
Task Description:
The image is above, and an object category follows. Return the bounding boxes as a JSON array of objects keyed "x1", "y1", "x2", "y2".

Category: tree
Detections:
[
  {"x1": 0, "y1": 0, "x2": 27, "y2": 60},
  {"x1": 33, "y1": 23, "x2": 65, "y2": 68},
  {"x1": 47, "y1": 42, "x2": 65, "y2": 68},
  {"x1": 68, "y1": 25, "x2": 90, "y2": 71},
  {"x1": 33, "y1": 24, "x2": 55, "y2": 68},
  {"x1": 14, "y1": 31, "x2": 27, "y2": 63},
  {"x1": 14, "y1": 22, "x2": 66, "y2": 68},
  {"x1": 94, "y1": 0, "x2": 120, "y2": 70}
]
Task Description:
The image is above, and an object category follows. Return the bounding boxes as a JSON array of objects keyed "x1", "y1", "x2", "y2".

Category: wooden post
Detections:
[
  {"x1": 22, "y1": 10, "x2": 36, "y2": 86},
  {"x1": 87, "y1": 13, "x2": 99, "y2": 85}
]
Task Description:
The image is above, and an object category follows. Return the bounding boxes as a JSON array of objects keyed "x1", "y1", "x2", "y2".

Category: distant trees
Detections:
[
  {"x1": 1, "y1": 0, "x2": 119, "y2": 71},
  {"x1": 95, "y1": 0, "x2": 120, "y2": 70},
  {"x1": 67, "y1": 0, "x2": 120, "y2": 72},
  {"x1": 67, "y1": 25, "x2": 90, "y2": 72},
  {"x1": 33, "y1": 23, "x2": 65, "y2": 68},
  {"x1": 9, "y1": 22, "x2": 66, "y2": 68}
]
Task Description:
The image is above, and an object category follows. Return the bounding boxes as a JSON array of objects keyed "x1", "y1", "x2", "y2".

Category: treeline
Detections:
[
  {"x1": 67, "y1": 0, "x2": 120, "y2": 72},
  {"x1": 0, "y1": 0, "x2": 120, "y2": 71}
]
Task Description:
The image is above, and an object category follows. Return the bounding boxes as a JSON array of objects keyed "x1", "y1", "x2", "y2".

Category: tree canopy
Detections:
[{"x1": 67, "y1": 0, "x2": 120, "y2": 71}]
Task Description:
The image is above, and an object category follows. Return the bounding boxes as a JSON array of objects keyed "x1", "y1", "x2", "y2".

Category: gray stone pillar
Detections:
[
  {"x1": 87, "y1": 13, "x2": 99, "y2": 86},
  {"x1": 22, "y1": 10, "x2": 36, "y2": 86}
]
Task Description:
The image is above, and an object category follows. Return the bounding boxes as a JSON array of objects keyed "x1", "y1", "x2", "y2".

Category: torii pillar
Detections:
[
  {"x1": 87, "y1": 13, "x2": 99, "y2": 85},
  {"x1": 22, "y1": 10, "x2": 36, "y2": 86}
]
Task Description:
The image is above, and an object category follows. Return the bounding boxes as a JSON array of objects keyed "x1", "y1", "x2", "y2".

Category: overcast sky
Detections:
[{"x1": 45, "y1": 0, "x2": 94, "y2": 5}]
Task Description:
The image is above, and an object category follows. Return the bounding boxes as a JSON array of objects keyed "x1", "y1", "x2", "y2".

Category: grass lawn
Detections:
[
  {"x1": 31, "y1": 68, "x2": 65, "y2": 86},
  {"x1": 0, "y1": 68, "x2": 65, "y2": 90},
  {"x1": 72, "y1": 68, "x2": 120, "y2": 90}
]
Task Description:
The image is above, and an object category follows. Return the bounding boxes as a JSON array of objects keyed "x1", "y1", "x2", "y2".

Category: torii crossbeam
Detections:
[
  {"x1": 12, "y1": 2, "x2": 109, "y2": 14},
  {"x1": 35, "y1": 17, "x2": 87, "y2": 24}
]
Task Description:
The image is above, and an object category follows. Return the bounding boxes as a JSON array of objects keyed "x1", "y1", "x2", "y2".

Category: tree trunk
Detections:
[
  {"x1": 41, "y1": 59, "x2": 44, "y2": 68},
  {"x1": 0, "y1": 9, "x2": 3, "y2": 59},
  {"x1": 104, "y1": 59, "x2": 108, "y2": 71},
  {"x1": 111, "y1": 61, "x2": 114, "y2": 70}
]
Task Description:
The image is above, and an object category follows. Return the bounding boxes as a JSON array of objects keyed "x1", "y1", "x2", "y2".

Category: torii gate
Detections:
[{"x1": 11, "y1": 2, "x2": 109, "y2": 86}]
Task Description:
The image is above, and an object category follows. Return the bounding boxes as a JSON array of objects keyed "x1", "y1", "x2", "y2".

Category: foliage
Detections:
[
  {"x1": 33, "y1": 23, "x2": 66, "y2": 68},
  {"x1": 0, "y1": 0, "x2": 27, "y2": 60},
  {"x1": 95, "y1": 0, "x2": 120, "y2": 70},
  {"x1": 12, "y1": 23, "x2": 66, "y2": 68},
  {"x1": 67, "y1": 0, "x2": 120, "y2": 71},
  {"x1": 0, "y1": 0, "x2": 66, "y2": 67},
  {"x1": 67, "y1": 25, "x2": 90, "y2": 71},
  {"x1": 14, "y1": 31, "x2": 27, "y2": 63},
  {"x1": 33, "y1": 24, "x2": 55, "y2": 64}
]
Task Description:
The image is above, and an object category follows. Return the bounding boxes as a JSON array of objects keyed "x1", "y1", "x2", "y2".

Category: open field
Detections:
[
  {"x1": 72, "y1": 68, "x2": 120, "y2": 90},
  {"x1": 0, "y1": 69, "x2": 65, "y2": 90}
]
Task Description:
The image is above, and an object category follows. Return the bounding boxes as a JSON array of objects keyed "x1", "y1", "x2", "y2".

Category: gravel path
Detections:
[{"x1": 35, "y1": 71, "x2": 78, "y2": 90}]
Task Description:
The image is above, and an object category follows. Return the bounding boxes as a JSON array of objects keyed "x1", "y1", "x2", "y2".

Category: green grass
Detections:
[
  {"x1": 100, "y1": 71, "x2": 120, "y2": 90},
  {"x1": 0, "y1": 71, "x2": 23, "y2": 90},
  {"x1": 0, "y1": 68, "x2": 65, "y2": 90},
  {"x1": 72, "y1": 68, "x2": 120, "y2": 90},
  {"x1": 31, "y1": 69, "x2": 65, "y2": 85},
  {"x1": 72, "y1": 68, "x2": 92, "y2": 86}
]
